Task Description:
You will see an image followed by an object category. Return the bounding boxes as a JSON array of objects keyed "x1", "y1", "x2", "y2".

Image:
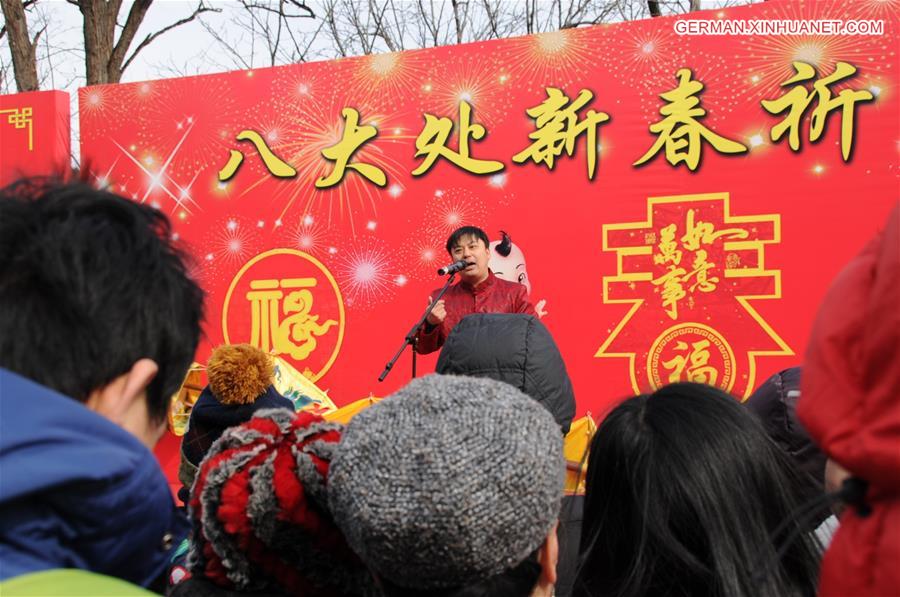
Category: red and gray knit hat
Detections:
[{"x1": 187, "y1": 408, "x2": 374, "y2": 596}]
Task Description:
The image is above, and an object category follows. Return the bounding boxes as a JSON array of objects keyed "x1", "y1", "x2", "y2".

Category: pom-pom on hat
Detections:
[
  {"x1": 206, "y1": 343, "x2": 273, "y2": 405},
  {"x1": 187, "y1": 409, "x2": 374, "y2": 596}
]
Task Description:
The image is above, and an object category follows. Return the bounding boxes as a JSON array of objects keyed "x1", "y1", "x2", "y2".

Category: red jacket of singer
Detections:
[
  {"x1": 415, "y1": 270, "x2": 535, "y2": 354},
  {"x1": 797, "y1": 204, "x2": 900, "y2": 597}
]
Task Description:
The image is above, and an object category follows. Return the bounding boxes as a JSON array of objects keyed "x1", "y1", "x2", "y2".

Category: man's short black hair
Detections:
[
  {"x1": 0, "y1": 177, "x2": 204, "y2": 423},
  {"x1": 445, "y1": 226, "x2": 489, "y2": 255}
]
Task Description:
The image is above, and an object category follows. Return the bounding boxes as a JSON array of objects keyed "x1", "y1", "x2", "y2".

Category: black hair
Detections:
[
  {"x1": 575, "y1": 383, "x2": 820, "y2": 597},
  {"x1": 445, "y1": 226, "x2": 489, "y2": 255},
  {"x1": 0, "y1": 177, "x2": 204, "y2": 423},
  {"x1": 380, "y1": 552, "x2": 541, "y2": 597},
  {"x1": 493, "y1": 231, "x2": 512, "y2": 257}
]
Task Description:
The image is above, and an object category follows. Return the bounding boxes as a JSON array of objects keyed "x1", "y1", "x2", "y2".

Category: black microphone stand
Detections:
[{"x1": 379, "y1": 272, "x2": 457, "y2": 382}]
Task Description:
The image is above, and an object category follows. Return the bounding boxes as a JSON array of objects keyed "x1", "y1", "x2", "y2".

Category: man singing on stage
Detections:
[{"x1": 416, "y1": 226, "x2": 535, "y2": 354}]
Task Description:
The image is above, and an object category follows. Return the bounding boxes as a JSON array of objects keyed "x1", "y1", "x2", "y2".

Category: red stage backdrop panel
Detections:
[
  {"x1": 78, "y1": 0, "x2": 898, "y2": 415},
  {"x1": 1, "y1": 90, "x2": 70, "y2": 186}
]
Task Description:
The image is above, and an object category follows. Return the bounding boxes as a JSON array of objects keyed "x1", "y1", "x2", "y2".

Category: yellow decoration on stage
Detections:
[
  {"x1": 324, "y1": 396, "x2": 384, "y2": 425},
  {"x1": 168, "y1": 363, "x2": 206, "y2": 436},
  {"x1": 271, "y1": 355, "x2": 337, "y2": 415}
]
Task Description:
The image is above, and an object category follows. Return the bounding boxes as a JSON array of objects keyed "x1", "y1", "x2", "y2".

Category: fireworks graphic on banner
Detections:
[
  {"x1": 133, "y1": 76, "x2": 242, "y2": 177},
  {"x1": 238, "y1": 91, "x2": 408, "y2": 235},
  {"x1": 130, "y1": 80, "x2": 161, "y2": 103},
  {"x1": 397, "y1": 240, "x2": 445, "y2": 282},
  {"x1": 203, "y1": 216, "x2": 265, "y2": 272},
  {"x1": 857, "y1": 0, "x2": 900, "y2": 18},
  {"x1": 284, "y1": 214, "x2": 334, "y2": 257},
  {"x1": 618, "y1": 28, "x2": 684, "y2": 72},
  {"x1": 732, "y1": 0, "x2": 896, "y2": 106},
  {"x1": 97, "y1": 132, "x2": 203, "y2": 218},
  {"x1": 333, "y1": 238, "x2": 401, "y2": 308},
  {"x1": 272, "y1": 67, "x2": 334, "y2": 110},
  {"x1": 423, "y1": 54, "x2": 515, "y2": 128},
  {"x1": 350, "y1": 51, "x2": 433, "y2": 109},
  {"x1": 420, "y1": 187, "x2": 488, "y2": 246},
  {"x1": 498, "y1": 28, "x2": 597, "y2": 92},
  {"x1": 80, "y1": 85, "x2": 135, "y2": 139},
  {"x1": 736, "y1": 36, "x2": 893, "y2": 104}
]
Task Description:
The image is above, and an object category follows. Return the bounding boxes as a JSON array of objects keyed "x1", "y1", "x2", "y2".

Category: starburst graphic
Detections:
[
  {"x1": 284, "y1": 214, "x2": 332, "y2": 257},
  {"x1": 498, "y1": 28, "x2": 596, "y2": 92},
  {"x1": 616, "y1": 28, "x2": 685, "y2": 73},
  {"x1": 79, "y1": 85, "x2": 135, "y2": 139},
  {"x1": 333, "y1": 239, "x2": 399, "y2": 307},
  {"x1": 207, "y1": 216, "x2": 263, "y2": 268},
  {"x1": 133, "y1": 76, "x2": 242, "y2": 176},
  {"x1": 107, "y1": 123, "x2": 203, "y2": 216},
  {"x1": 421, "y1": 187, "x2": 488, "y2": 246},
  {"x1": 734, "y1": 0, "x2": 894, "y2": 105},
  {"x1": 424, "y1": 55, "x2": 514, "y2": 128},
  {"x1": 857, "y1": 0, "x2": 900, "y2": 18},
  {"x1": 397, "y1": 241, "x2": 446, "y2": 281},
  {"x1": 350, "y1": 51, "x2": 432, "y2": 109}
]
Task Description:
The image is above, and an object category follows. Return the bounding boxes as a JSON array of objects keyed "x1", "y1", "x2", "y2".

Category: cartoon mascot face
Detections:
[{"x1": 489, "y1": 231, "x2": 531, "y2": 295}]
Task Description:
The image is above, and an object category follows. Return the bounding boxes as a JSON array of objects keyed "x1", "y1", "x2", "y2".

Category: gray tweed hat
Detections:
[{"x1": 327, "y1": 374, "x2": 565, "y2": 589}]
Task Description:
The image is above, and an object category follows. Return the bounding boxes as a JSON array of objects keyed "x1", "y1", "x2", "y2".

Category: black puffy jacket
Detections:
[{"x1": 435, "y1": 313, "x2": 576, "y2": 434}]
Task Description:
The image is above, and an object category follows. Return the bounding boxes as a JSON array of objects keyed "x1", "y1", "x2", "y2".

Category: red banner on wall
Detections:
[
  {"x1": 0, "y1": 90, "x2": 70, "y2": 186},
  {"x1": 78, "y1": 0, "x2": 898, "y2": 415}
]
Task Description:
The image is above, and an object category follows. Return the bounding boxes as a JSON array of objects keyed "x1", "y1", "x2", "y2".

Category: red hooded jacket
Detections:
[{"x1": 798, "y1": 204, "x2": 900, "y2": 596}]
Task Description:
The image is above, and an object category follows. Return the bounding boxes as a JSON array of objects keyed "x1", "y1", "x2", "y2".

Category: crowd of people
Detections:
[{"x1": 0, "y1": 177, "x2": 896, "y2": 597}]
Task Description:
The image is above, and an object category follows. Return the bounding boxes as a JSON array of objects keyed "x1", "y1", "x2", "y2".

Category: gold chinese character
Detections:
[
  {"x1": 512, "y1": 87, "x2": 610, "y2": 179},
  {"x1": 680, "y1": 208, "x2": 748, "y2": 251},
  {"x1": 762, "y1": 61, "x2": 874, "y2": 161},
  {"x1": 662, "y1": 339, "x2": 719, "y2": 385},
  {"x1": 316, "y1": 108, "x2": 387, "y2": 188},
  {"x1": 412, "y1": 100, "x2": 504, "y2": 176},
  {"x1": 683, "y1": 249, "x2": 719, "y2": 293},
  {"x1": 634, "y1": 69, "x2": 748, "y2": 171},
  {"x1": 246, "y1": 278, "x2": 337, "y2": 361},
  {"x1": 652, "y1": 266, "x2": 687, "y2": 320},
  {"x1": 0, "y1": 106, "x2": 33, "y2": 151},
  {"x1": 218, "y1": 130, "x2": 297, "y2": 182},
  {"x1": 653, "y1": 223, "x2": 683, "y2": 266}
]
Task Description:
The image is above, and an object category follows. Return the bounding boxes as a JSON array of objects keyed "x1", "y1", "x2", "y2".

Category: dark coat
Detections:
[{"x1": 435, "y1": 313, "x2": 576, "y2": 434}]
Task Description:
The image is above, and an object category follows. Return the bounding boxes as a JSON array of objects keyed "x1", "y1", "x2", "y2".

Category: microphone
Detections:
[{"x1": 437, "y1": 259, "x2": 469, "y2": 276}]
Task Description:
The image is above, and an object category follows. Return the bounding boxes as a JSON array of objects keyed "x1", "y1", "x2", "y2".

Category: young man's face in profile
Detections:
[{"x1": 450, "y1": 234, "x2": 491, "y2": 283}]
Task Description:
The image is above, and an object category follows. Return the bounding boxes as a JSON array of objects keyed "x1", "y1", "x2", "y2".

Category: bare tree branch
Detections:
[{"x1": 120, "y1": 2, "x2": 219, "y2": 76}]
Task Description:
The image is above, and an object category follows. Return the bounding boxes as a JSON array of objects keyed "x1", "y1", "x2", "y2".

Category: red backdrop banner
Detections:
[
  {"x1": 78, "y1": 0, "x2": 898, "y2": 415},
  {"x1": 1, "y1": 90, "x2": 70, "y2": 186}
]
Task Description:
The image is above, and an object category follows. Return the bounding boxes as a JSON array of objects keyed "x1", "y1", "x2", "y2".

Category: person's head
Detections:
[
  {"x1": 489, "y1": 231, "x2": 532, "y2": 294},
  {"x1": 446, "y1": 226, "x2": 491, "y2": 285},
  {"x1": 0, "y1": 177, "x2": 204, "y2": 447},
  {"x1": 328, "y1": 374, "x2": 565, "y2": 597},
  {"x1": 186, "y1": 408, "x2": 373, "y2": 596},
  {"x1": 745, "y1": 367, "x2": 830, "y2": 529},
  {"x1": 576, "y1": 382, "x2": 820, "y2": 597}
]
